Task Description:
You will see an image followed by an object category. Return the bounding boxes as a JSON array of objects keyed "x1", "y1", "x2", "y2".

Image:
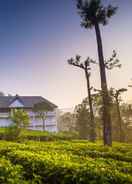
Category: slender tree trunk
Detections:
[
  {"x1": 42, "y1": 118, "x2": 45, "y2": 131},
  {"x1": 115, "y1": 98, "x2": 124, "y2": 142},
  {"x1": 85, "y1": 69, "x2": 96, "y2": 141},
  {"x1": 94, "y1": 23, "x2": 112, "y2": 146}
]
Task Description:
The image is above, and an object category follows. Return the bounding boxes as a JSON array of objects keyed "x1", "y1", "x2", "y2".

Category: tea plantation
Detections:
[{"x1": 0, "y1": 140, "x2": 132, "y2": 184}]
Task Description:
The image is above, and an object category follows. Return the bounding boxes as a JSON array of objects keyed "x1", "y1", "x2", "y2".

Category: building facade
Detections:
[{"x1": 0, "y1": 95, "x2": 58, "y2": 132}]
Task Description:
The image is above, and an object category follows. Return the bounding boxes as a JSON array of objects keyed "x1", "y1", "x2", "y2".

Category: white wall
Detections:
[
  {"x1": 0, "y1": 119, "x2": 12, "y2": 127},
  {"x1": 0, "y1": 108, "x2": 58, "y2": 132},
  {"x1": 27, "y1": 109, "x2": 58, "y2": 132}
]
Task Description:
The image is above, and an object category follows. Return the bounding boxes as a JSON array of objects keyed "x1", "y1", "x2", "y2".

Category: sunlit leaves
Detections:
[{"x1": 0, "y1": 140, "x2": 132, "y2": 183}]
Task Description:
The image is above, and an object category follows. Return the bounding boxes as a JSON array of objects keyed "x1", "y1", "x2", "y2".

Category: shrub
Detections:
[
  {"x1": 0, "y1": 157, "x2": 27, "y2": 184},
  {"x1": 5, "y1": 109, "x2": 30, "y2": 141},
  {"x1": 0, "y1": 140, "x2": 131, "y2": 184}
]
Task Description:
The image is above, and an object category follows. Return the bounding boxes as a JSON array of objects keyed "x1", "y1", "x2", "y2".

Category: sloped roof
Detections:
[{"x1": 0, "y1": 95, "x2": 57, "y2": 109}]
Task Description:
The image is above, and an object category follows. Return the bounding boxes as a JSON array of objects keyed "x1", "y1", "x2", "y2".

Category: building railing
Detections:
[
  {"x1": 27, "y1": 111, "x2": 56, "y2": 117},
  {"x1": 0, "y1": 112, "x2": 9, "y2": 118}
]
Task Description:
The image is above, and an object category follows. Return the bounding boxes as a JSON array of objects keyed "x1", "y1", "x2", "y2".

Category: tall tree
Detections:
[
  {"x1": 58, "y1": 112, "x2": 76, "y2": 131},
  {"x1": 83, "y1": 95, "x2": 103, "y2": 140},
  {"x1": 110, "y1": 88, "x2": 127, "y2": 142},
  {"x1": 75, "y1": 101, "x2": 90, "y2": 139},
  {"x1": 76, "y1": 0, "x2": 117, "y2": 146},
  {"x1": 121, "y1": 104, "x2": 132, "y2": 142},
  {"x1": 68, "y1": 55, "x2": 96, "y2": 141}
]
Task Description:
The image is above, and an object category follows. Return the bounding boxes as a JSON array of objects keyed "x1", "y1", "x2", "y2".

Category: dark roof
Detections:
[{"x1": 0, "y1": 95, "x2": 57, "y2": 109}]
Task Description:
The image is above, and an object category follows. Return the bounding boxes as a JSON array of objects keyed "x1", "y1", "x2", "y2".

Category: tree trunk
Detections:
[
  {"x1": 85, "y1": 69, "x2": 96, "y2": 141},
  {"x1": 94, "y1": 23, "x2": 112, "y2": 146},
  {"x1": 115, "y1": 98, "x2": 124, "y2": 142},
  {"x1": 42, "y1": 119, "x2": 45, "y2": 131}
]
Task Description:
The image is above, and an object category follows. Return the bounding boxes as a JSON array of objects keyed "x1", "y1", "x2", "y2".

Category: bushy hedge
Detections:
[
  {"x1": 0, "y1": 140, "x2": 131, "y2": 184},
  {"x1": 21, "y1": 130, "x2": 80, "y2": 141},
  {"x1": 0, "y1": 128, "x2": 80, "y2": 141},
  {"x1": 0, "y1": 157, "x2": 28, "y2": 184}
]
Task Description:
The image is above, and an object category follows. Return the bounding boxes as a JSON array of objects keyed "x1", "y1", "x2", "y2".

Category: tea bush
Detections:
[
  {"x1": 0, "y1": 157, "x2": 28, "y2": 184},
  {"x1": 0, "y1": 128, "x2": 80, "y2": 141},
  {"x1": 0, "y1": 140, "x2": 131, "y2": 183}
]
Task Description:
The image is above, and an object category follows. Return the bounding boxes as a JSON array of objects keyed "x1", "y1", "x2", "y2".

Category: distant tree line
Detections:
[{"x1": 58, "y1": 89, "x2": 132, "y2": 143}]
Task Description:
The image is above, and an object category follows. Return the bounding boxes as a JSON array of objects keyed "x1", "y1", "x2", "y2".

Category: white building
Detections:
[{"x1": 0, "y1": 95, "x2": 58, "y2": 132}]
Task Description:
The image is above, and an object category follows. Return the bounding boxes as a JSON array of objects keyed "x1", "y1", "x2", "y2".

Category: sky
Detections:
[{"x1": 0, "y1": 0, "x2": 132, "y2": 109}]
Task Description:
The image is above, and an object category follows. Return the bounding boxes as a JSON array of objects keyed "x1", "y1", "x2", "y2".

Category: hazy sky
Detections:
[{"x1": 0, "y1": 0, "x2": 132, "y2": 108}]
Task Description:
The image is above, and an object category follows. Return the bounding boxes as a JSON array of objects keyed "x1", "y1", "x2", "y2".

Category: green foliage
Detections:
[
  {"x1": 58, "y1": 112, "x2": 76, "y2": 131},
  {"x1": 68, "y1": 55, "x2": 96, "y2": 142},
  {"x1": 75, "y1": 102, "x2": 90, "y2": 139},
  {"x1": 22, "y1": 130, "x2": 80, "y2": 141},
  {"x1": 84, "y1": 89, "x2": 132, "y2": 143},
  {"x1": 77, "y1": 0, "x2": 117, "y2": 28},
  {"x1": 5, "y1": 124, "x2": 21, "y2": 140},
  {"x1": 11, "y1": 109, "x2": 30, "y2": 128},
  {"x1": 0, "y1": 140, "x2": 131, "y2": 184},
  {"x1": 0, "y1": 157, "x2": 27, "y2": 184},
  {"x1": 5, "y1": 109, "x2": 30, "y2": 140},
  {"x1": 0, "y1": 128, "x2": 80, "y2": 141},
  {"x1": 76, "y1": 0, "x2": 118, "y2": 146}
]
